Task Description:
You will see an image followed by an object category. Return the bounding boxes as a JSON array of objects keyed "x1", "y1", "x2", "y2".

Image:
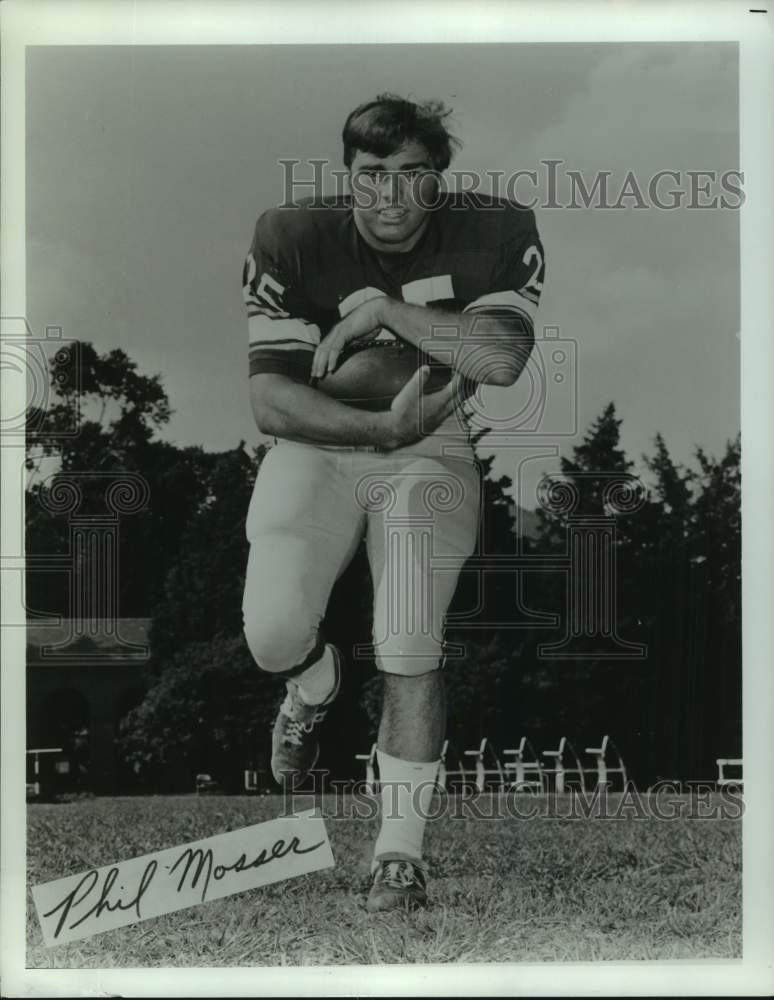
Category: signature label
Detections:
[{"x1": 32, "y1": 809, "x2": 333, "y2": 947}]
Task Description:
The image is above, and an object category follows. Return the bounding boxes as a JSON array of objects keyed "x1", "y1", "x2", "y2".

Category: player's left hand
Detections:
[{"x1": 312, "y1": 296, "x2": 389, "y2": 379}]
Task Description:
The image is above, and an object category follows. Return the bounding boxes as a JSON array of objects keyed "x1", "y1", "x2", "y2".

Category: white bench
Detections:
[
  {"x1": 27, "y1": 746, "x2": 64, "y2": 774},
  {"x1": 716, "y1": 757, "x2": 743, "y2": 789},
  {"x1": 26, "y1": 747, "x2": 65, "y2": 799}
]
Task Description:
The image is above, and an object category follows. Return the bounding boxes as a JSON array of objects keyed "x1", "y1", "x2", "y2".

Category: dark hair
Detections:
[{"x1": 342, "y1": 94, "x2": 462, "y2": 171}]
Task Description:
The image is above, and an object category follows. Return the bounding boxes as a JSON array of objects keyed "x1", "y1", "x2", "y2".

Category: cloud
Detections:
[{"x1": 532, "y1": 43, "x2": 738, "y2": 172}]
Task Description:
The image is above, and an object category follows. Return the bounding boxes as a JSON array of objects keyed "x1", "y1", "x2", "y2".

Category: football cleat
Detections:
[
  {"x1": 366, "y1": 855, "x2": 428, "y2": 913},
  {"x1": 270, "y1": 645, "x2": 341, "y2": 788}
]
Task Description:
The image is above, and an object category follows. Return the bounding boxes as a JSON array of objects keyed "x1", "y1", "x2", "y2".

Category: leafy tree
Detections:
[
  {"x1": 149, "y1": 443, "x2": 264, "y2": 661},
  {"x1": 509, "y1": 404, "x2": 652, "y2": 778},
  {"x1": 691, "y1": 434, "x2": 741, "y2": 623},
  {"x1": 25, "y1": 343, "x2": 218, "y2": 616},
  {"x1": 685, "y1": 436, "x2": 742, "y2": 771},
  {"x1": 25, "y1": 341, "x2": 171, "y2": 475},
  {"x1": 102, "y1": 378, "x2": 739, "y2": 791},
  {"x1": 537, "y1": 402, "x2": 634, "y2": 544},
  {"x1": 118, "y1": 634, "x2": 280, "y2": 793}
]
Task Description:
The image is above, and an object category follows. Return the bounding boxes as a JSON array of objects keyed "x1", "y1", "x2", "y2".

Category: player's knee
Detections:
[
  {"x1": 374, "y1": 638, "x2": 443, "y2": 677},
  {"x1": 242, "y1": 613, "x2": 316, "y2": 675}
]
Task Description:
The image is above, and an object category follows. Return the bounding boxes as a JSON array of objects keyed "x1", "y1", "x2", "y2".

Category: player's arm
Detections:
[
  {"x1": 383, "y1": 224, "x2": 544, "y2": 386},
  {"x1": 378, "y1": 298, "x2": 533, "y2": 387},
  {"x1": 250, "y1": 372, "x2": 387, "y2": 446},
  {"x1": 313, "y1": 224, "x2": 545, "y2": 387},
  {"x1": 243, "y1": 213, "x2": 460, "y2": 449},
  {"x1": 243, "y1": 215, "x2": 385, "y2": 447},
  {"x1": 250, "y1": 369, "x2": 464, "y2": 450}
]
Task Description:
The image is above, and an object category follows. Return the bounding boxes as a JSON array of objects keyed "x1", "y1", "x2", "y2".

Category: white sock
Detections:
[
  {"x1": 296, "y1": 645, "x2": 336, "y2": 706},
  {"x1": 373, "y1": 749, "x2": 440, "y2": 865}
]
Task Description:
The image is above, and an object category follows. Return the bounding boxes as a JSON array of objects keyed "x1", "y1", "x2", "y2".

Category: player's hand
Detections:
[
  {"x1": 383, "y1": 367, "x2": 468, "y2": 449},
  {"x1": 311, "y1": 297, "x2": 388, "y2": 379}
]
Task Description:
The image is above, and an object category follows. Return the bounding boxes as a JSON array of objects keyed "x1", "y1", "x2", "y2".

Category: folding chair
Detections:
[
  {"x1": 541, "y1": 737, "x2": 586, "y2": 793},
  {"x1": 503, "y1": 737, "x2": 546, "y2": 792},
  {"x1": 584, "y1": 735, "x2": 628, "y2": 789},
  {"x1": 355, "y1": 742, "x2": 378, "y2": 794},
  {"x1": 437, "y1": 739, "x2": 468, "y2": 793},
  {"x1": 463, "y1": 738, "x2": 505, "y2": 792}
]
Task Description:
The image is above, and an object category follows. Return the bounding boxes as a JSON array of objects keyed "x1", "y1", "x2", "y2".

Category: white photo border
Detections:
[{"x1": 1, "y1": 0, "x2": 772, "y2": 996}]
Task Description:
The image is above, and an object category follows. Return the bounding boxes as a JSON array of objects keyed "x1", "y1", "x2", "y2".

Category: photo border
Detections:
[{"x1": 2, "y1": 1, "x2": 771, "y2": 995}]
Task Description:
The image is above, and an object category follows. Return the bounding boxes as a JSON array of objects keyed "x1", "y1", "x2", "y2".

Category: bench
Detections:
[{"x1": 716, "y1": 758, "x2": 743, "y2": 789}]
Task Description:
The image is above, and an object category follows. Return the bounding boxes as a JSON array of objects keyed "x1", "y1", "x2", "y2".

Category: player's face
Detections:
[{"x1": 349, "y1": 142, "x2": 439, "y2": 253}]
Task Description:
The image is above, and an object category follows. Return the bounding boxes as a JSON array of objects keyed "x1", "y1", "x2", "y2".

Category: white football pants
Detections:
[{"x1": 242, "y1": 440, "x2": 480, "y2": 677}]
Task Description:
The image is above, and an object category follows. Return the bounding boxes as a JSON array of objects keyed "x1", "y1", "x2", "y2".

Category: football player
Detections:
[{"x1": 242, "y1": 95, "x2": 544, "y2": 911}]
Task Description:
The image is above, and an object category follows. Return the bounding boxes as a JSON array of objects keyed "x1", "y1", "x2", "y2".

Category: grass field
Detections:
[{"x1": 27, "y1": 793, "x2": 742, "y2": 967}]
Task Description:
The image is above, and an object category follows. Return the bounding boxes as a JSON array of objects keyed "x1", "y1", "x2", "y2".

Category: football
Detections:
[{"x1": 311, "y1": 341, "x2": 460, "y2": 412}]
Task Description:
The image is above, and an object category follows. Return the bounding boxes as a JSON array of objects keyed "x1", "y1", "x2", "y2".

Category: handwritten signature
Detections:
[{"x1": 42, "y1": 835, "x2": 324, "y2": 940}]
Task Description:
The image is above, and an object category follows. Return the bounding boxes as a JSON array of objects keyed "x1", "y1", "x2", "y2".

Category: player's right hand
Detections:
[{"x1": 383, "y1": 367, "x2": 467, "y2": 449}]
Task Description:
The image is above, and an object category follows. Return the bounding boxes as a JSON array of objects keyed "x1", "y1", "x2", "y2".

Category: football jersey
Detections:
[{"x1": 242, "y1": 192, "x2": 545, "y2": 462}]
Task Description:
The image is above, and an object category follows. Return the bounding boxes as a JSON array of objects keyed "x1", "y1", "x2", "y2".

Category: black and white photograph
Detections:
[{"x1": 1, "y1": 1, "x2": 772, "y2": 996}]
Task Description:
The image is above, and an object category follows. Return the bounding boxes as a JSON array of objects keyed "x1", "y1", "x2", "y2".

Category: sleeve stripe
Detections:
[
  {"x1": 463, "y1": 290, "x2": 537, "y2": 322},
  {"x1": 249, "y1": 347, "x2": 314, "y2": 380},
  {"x1": 247, "y1": 305, "x2": 287, "y2": 318},
  {"x1": 249, "y1": 339, "x2": 316, "y2": 351},
  {"x1": 339, "y1": 286, "x2": 386, "y2": 318},
  {"x1": 244, "y1": 296, "x2": 290, "y2": 319},
  {"x1": 248, "y1": 315, "x2": 321, "y2": 348},
  {"x1": 402, "y1": 274, "x2": 454, "y2": 305},
  {"x1": 464, "y1": 303, "x2": 533, "y2": 327}
]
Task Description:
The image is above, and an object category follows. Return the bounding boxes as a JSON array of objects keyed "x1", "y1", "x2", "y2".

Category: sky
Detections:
[{"x1": 25, "y1": 42, "x2": 740, "y2": 508}]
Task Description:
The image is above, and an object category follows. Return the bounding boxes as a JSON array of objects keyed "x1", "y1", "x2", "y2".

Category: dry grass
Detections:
[{"x1": 27, "y1": 793, "x2": 742, "y2": 967}]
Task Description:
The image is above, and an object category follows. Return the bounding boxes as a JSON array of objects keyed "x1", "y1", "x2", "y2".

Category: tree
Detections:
[
  {"x1": 632, "y1": 432, "x2": 742, "y2": 780},
  {"x1": 149, "y1": 443, "x2": 265, "y2": 661},
  {"x1": 118, "y1": 634, "x2": 280, "y2": 792},
  {"x1": 25, "y1": 342, "x2": 171, "y2": 476},
  {"x1": 25, "y1": 343, "x2": 221, "y2": 616},
  {"x1": 691, "y1": 434, "x2": 741, "y2": 624},
  {"x1": 115, "y1": 390, "x2": 740, "y2": 790},
  {"x1": 512, "y1": 404, "x2": 653, "y2": 778},
  {"x1": 536, "y1": 402, "x2": 634, "y2": 542},
  {"x1": 686, "y1": 436, "x2": 742, "y2": 770}
]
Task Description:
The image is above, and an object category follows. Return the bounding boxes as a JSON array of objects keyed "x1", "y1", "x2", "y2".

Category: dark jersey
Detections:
[{"x1": 242, "y1": 193, "x2": 545, "y2": 381}]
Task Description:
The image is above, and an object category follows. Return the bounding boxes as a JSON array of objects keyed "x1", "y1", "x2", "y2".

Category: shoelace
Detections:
[
  {"x1": 283, "y1": 710, "x2": 327, "y2": 747},
  {"x1": 381, "y1": 861, "x2": 421, "y2": 889}
]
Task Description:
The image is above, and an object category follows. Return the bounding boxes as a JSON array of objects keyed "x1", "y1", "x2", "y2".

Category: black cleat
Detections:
[
  {"x1": 367, "y1": 856, "x2": 428, "y2": 913},
  {"x1": 270, "y1": 645, "x2": 341, "y2": 787}
]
